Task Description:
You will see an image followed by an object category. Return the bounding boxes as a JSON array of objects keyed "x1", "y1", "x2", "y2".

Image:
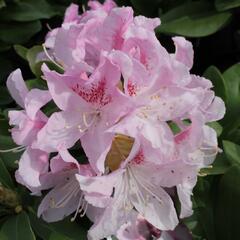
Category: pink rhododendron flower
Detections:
[
  {"x1": 5, "y1": 69, "x2": 51, "y2": 194},
  {"x1": 38, "y1": 150, "x2": 95, "y2": 222},
  {"x1": 6, "y1": 0, "x2": 226, "y2": 239}
]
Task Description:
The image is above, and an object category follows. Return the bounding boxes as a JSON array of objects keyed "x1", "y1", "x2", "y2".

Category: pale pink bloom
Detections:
[
  {"x1": 35, "y1": 53, "x2": 132, "y2": 173},
  {"x1": 6, "y1": 69, "x2": 51, "y2": 194},
  {"x1": 116, "y1": 213, "x2": 160, "y2": 240},
  {"x1": 15, "y1": 148, "x2": 49, "y2": 195},
  {"x1": 76, "y1": 133, "x2": 198, "y2": 239},
  {"x1": 116, "y1": 214, "x2": 192, "y2": 240},
  {"x1": 172, "y1": 36, "x2": 194, "y2": 69},
  {"x1": 38, "y1": 150, "x2": 94, "y2": 222},
  {"x1": 88, "y1": 0, "x2": 116, "y2": 12},
  {"x1": 7, "y1": 69, "x2": 51, "y2": 146}
]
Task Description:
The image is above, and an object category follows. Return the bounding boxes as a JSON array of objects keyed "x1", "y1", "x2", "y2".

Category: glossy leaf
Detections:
[
  {"x1": 223, "y1": 140, "x2": 240, "y2": 166},
  {"x1": 203, "y1": 66, "x2": 226, "y2": 101},
  {"x1": 26, "y1": 45, "x2": 44, "y2": 77},
  {"x1": 0, "y1": 0, "x2": 5, "y2": 9},
  {"x1": 223, "y1": 64, "x2": 240, "y2": 111},
  {"x1": 0, "y1": 158, "x2": 14, "y2": 189},
  {"x1": 215, "y1": 0, "x2": 240, "y2": 11},
  {"x1": 222, "y1": 64, "x2": 240, "y2": 132},
  {"x1": 0, "y1": 0, "x2": 58, "y2": 22},
  {"x1": 215, "y1": 166, "x2": 240, "y2": 240},
  {"x1": 0, "y1": 87, "x2": 13, "y2": 106},
  {"x1": 14, "y1": 45, "x2": 28, "y2": 60},
  {"x1": 0, "y1": 21, "x2": 41, "y2": 44},
  {"x1": 0, "y1": 211, "x2": 36, "y2": 240},
  {"x1": 29, "y1": 213, "x2": 86, "y2": 240},
  {"x1": 0, "y1": 135, "x2": 21, "y2": 169},
  {"x1": 156, "y1": 2, "x2": 232, "y2": 37},
  {"x1": 199, "y1": 152, "x2": 230, "y2": 175}
]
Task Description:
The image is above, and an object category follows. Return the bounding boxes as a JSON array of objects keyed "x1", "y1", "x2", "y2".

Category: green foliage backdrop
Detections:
[{"x1": 0, "y1": 0, "x2": 240, "y2": 239}]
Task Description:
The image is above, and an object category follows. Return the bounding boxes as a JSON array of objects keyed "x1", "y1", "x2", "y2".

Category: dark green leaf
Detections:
[
  {"x1": 199, "y1": 152, "x2": 230, "y2": 175},
  {"x1": 215, "y1": 0, "x2": 240, "y2": 11},
  {"x1": 193, "y1": 177, "x2": 216, "y2": 240},
  {"x1": 223, "y1": 140, "x2": 240, "y2": 165},
  {"x1": 0, "y1": 41, "x2": 10, "y2": 52},
  {"x1": 14, "y1": 45, "x2": 28, "y2": 60},
  {"x1": 215, "y1": 166, "x2": 240, "y2": 240},
  {"x1": 49, "y1": 232, "x2": 71, "y2": 240},
  {"x1": 203, "y1": 66, "x2": 226, "y2": 101},
  {"x1": 130, "y1": 0, "x2": 159, "y2": 16},
  {"x1": 0, "y1": 0, "x2": 58, "y2": 22},
  {"x1": 0, "y1": 158, "x2": 14, "y2": 189},
  {"x1": 0, "y1": 0, "x2": 5, "y2": 9},
  {"x1": 223, "y1": 63, "x2": 240, "y2": 115},
  {"x1": 156, "y1": 2, "x2": 232, "y2": 37},
  {"x1": 26, "y1": 79, "x2": 47, "y2": 90},
  {"x1": 0, "y1": 87, "x2": 13, "y2": 106},
  {"x1": 0, "y1": 135, "x2": 21, "y2": 169},
  {"x1": 26, "y1": 45, "x2": 43, "y2": 77},
  {"x1": 221, "y1": 64, "x2": 240, "y2": 134},
  {"x1": 0, "y1": 57, "x2": 14, "y2": 83},
  {"x1": 29, "y1": 213, "x2": 86, "y2": 240},
  {"x1": 0, "y1": 21, "x2": 41, "y2": 44},
  {"x1": 0, "y1": 211, "x2": 36, "y2": 240}
]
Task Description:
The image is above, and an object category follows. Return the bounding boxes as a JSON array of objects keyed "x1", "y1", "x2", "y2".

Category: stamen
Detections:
[
  {"x1": 71, "y1": 193, "x2": 84, "y2": 222},
  {"x1": 42, "y1": 44, "x2": 64, "y2": 70},
  {"x1": 0, "y1": 146, "x2": 25, "y2": 153},
  {"x1": 46, "y1": 23, "x2": 52, "y2": 31},
  {"x1": 80, "y1": 202, "x2": 88, "y2": 217},
  {"x1": 82, "y1": 5, "x2": 86, "y2": 12}
]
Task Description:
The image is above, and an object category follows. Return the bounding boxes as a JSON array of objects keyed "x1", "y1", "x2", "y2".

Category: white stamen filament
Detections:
[
  {"x1": 0, "y1": 146, "x2": 25, "y2": 153},
  {"x1": 42, "y1": 44, "x2": 64, "y2": 70},
  {"x1": 71, "y1": 193, "x2": 84, "y2": 222},
  {"x1": 82, "y1": 5, "x2": 86, "y2": 12}
]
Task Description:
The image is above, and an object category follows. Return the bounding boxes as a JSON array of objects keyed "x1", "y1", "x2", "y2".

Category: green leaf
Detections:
[
  {"x1": 222, "y1": 64, "x2": 240, "y2": 132},
  {"x1": 29, "y1": 213, "x2": 86, "y2": 240},
  {"x1": 14, "y1": 45, "x2": 28, "y2": 60},
  {"x1": 223, "y1": 63, "x2": 240, "y2": 113},
  {"x1": 49, "y1": 233, "x2": 71, "y2": 240},
  {"x1": 0, "y1": 57, "x2": 14, "y2": 83},
  {"x1": 156, "y1": 2, "x2": 232, "y2": 37},
  {"x1": 130, "y1": 0, "x2": 159, "y2": 16},
  {"x1": 0, "y1": 117, "x2": 10, "y2": 136},
  {"x1": 0, "y1": 158, "x2": 14, "y2": 189},
  {"x1": 26, "y1": 45, "x2": 43, "y2": 77},
  {"x1": 0, "y1": 21, "x2": 41, "y2": 44},
  {"x1": 215, "y1": 0, "x2": 240, "y2": 11},
  {"x1": 215, "y1": 166, "x2": 240, "y2": 240},
  {"x1": 193, "y1": 177, "x2": 216, "y2": 240},
  {"x1": 0, "y1": 0, "x2": 5, "y2": 9},
  {"x1": 0, "y1": 87, "x2": 13, "y2": 106},
  {"x1": 199, "y1": 152, "x2": 230, "y2": 175},
  {"x1": 223, "y1": 140, "x2": 240, "y2": 165},
  {"x1": 0, "y1": 212, "x2": 36, "y2": 240},
  {"x1": 0, "y1": 135, "x2": 21, "y2": 169},
  {"x1": 203, "y1": 66, "x2": 226, "y2": 101},
  {"x1": 0, "y1": 41, "x2": 10, "y2": 52},
  {"x1": 0, "y1": 0, "x2": 58, "y2": 22},
  {"x1": 26, "y1": 79, "x2": 47, "y2": 90}
]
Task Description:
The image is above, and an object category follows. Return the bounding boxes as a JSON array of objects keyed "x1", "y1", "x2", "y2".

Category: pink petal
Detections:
[
  {"x1": 15, "y1": 148, "x2": 49, "y2": 194},
  {"x1": 6, "y1": 69, "x2": 28, "y2": 108},
  {"x1": 172, "y1": 37, "x2": 194, "y2": 69}
]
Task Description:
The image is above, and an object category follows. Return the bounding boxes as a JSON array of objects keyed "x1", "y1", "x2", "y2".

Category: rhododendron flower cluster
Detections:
[{"x1": 5, "y1": 0, "x2": 225, "y2": 239}]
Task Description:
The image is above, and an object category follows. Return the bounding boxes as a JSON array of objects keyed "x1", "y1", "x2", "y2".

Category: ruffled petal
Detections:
[{"x1": 6, "y1": 69, "x2": 28, "y2": 108}]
